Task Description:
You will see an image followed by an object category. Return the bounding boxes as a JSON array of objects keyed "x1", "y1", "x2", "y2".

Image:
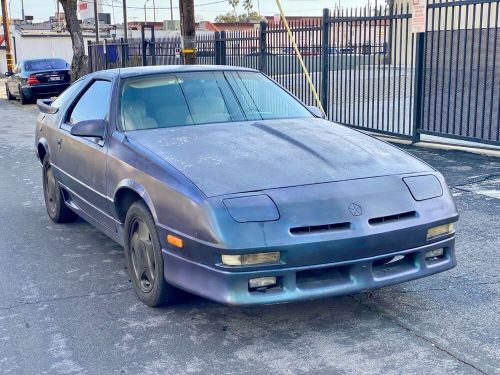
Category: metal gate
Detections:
[
  {"x1": 327, "y1": 6, "x2": 415, "y2": 139},
  {"x1": 422, "y1": 0, "x2": 500, "y2": 145}
]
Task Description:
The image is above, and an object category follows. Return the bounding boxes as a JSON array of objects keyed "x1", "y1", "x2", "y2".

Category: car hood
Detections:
[{"x1": 126, "y1": 118, "x2": 433, "y2": 197}]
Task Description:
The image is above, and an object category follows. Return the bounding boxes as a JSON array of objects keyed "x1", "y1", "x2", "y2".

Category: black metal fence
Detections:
[
  {"x1": 87, "y1": 2, "x2": 500, "y2": 146},
  {"x1": 422, "y1": 0, "x2": 500, "y2": 145}
]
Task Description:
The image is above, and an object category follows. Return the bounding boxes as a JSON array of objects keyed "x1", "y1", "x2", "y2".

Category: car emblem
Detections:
[{"x1": 348, "y1": 203, "x2": 362, "y2": 216}]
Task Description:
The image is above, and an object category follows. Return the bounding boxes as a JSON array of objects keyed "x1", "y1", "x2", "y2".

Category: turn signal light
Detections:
[
  {"x1": 167, "y1": 234, "x2": 183, "y2": 248},
  {"x1": 427, "y1": 223, "x2": 454, "y2": 241},
  {"x1": 221, "y1": 252, "x2": 280, "y2": 266},
  {"x1": 27, "y1": 75, "x2": 40, "y2": 86}
]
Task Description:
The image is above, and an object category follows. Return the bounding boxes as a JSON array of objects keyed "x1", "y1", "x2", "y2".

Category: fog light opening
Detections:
[
  {"x1": 249, "y1": 277, "x2": 277, "y2": 291},
  {"x1": 425, "y1": 248, "x2": 444, "y2": 260}
]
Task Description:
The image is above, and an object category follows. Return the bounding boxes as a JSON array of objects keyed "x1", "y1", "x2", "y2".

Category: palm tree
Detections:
[
  {"x1": 228, "y1": 0, "x2": 240, "y2": 17},
  {"x1": 243, "y1": 0, "x2": 253, "y2": 15}
]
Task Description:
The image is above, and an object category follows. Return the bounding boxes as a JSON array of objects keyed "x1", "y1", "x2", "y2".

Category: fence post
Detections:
[
  {"x1": 321, "y1": 8, "x2": 330, "y2": 116},
  {"x1": 120, "y1": 38, "x2": 126, "y2": 68},
  {"x1": 150, "y1": 27, "x2": 156, "y2": 66},
  {"x1": 220, "y1": 31, "x2": 227, "y2": 65},
  {"x1": 215, "y1": 32, "x2": 221, "y2": 65},
  {"x1": 104, "y1": 39, "x2": 108, "y2": 70},
  {"x1": 259, "y1": 21, "x2": 267, "y2": 74},
  {"x1": 87, "y1": 40, "x2": 93, "y2": 72},
  {"x1": 141, "y1": 24, "x2": 147, "y2": 66},
  {"x1": 412, "y1": 32, "x2": 425, "y2": 144}
]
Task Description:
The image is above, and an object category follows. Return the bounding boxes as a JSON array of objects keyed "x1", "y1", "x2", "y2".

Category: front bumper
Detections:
[{"x1": 162, "y1": 236, "x2": 456, "y2": 305}]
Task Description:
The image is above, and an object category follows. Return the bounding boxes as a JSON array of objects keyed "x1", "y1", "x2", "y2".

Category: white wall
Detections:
[
  {"x1": 0, "y1": 50, "x2": 7, "y2": 73},
  {"x1": 10, "y1": 30, "x2": 95, "y2": 69}
]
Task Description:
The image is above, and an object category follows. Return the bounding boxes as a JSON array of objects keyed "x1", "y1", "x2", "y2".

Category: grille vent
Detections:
[{"x1": 369, "y1": 211, "x2": 417, "y2": 225}]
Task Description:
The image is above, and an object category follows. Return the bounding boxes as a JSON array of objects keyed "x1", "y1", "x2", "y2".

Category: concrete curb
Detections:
[{"x1": 375, "y1": 136, "x2": 500, "y2": 158}]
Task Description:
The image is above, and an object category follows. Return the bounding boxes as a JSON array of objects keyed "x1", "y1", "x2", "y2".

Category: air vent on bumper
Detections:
[
  {"x1": 369, "y1": 211, "x2": 417, "y2": 225},
  {"x1": 290, "y1": 222, "x2": 351, "y2": 235}
]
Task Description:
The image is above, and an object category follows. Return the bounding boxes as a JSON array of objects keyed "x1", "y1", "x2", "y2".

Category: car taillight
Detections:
[{"x1": 27, "y1": 75, "x2": 40, "y2": 85}]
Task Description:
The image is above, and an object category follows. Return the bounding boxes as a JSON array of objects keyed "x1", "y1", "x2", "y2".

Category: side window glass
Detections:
[
  {"x1": 52, "y1": 78, "x2": 86, "y2": 109},
  {"x1": 67, "y1": 80, "x2": 112, "y2": 126}
]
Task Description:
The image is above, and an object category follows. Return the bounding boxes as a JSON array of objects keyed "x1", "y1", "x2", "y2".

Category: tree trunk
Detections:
[{"x1": 59, "y1": 0, "x2": 88, "y2": 80}]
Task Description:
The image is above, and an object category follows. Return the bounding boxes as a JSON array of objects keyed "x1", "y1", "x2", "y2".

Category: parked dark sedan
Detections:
[
  {"x1": 5, "y1": 58, "x2": 70, "y2": 104},
  {"x1": 35, "y1": 65, "x2": 458, "y2": 307}
]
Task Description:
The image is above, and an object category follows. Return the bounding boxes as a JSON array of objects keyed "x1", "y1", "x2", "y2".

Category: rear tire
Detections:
[
  {"x1": 5, "y1": 85, "x2": 14, "y2": 100},
  {"x1": 19, "y1": 88, "x2": 31, "y2": 105},
  {"x1": 42, "y1": 156, "x2": 77, "y2": 223},
  {"x1": 124, "y1": 201, "x2": 182, "y2": 307}
]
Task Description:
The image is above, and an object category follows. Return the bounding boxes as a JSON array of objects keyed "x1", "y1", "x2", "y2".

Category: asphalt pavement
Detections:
[{"x1": 0, "y1": 90, "x2": 498, "y2": 375}]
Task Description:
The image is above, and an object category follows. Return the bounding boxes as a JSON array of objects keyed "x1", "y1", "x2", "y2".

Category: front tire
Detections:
[
  {"x1": 124, "y1": 201, "x2": 181, "y2": 307},
  {"x1": 42, "y1": 157, "x2": 77, "y2": 223}
]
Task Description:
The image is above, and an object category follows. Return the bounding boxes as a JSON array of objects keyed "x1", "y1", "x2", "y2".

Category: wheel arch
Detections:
[
  {"x1": 113, "y1": 179, "x2": 158, "y2": 224},
  {"x1": 37, "y1": 138, "x2": 50, "y2": 164}
]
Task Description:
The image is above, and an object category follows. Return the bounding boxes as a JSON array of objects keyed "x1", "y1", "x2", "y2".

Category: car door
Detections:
[{"x1": 53, "y1": 78, "x2": 117, "y2": 232}]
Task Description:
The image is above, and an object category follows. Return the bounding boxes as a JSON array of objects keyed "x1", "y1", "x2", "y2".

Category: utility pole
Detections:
[
  {"x1": 1, "y1": 0, "x2": 14, "y2": 72},
  {"x1": 123, "y1": 0, "x2": 128, "y2": 41},
  {"x1": 170, "y1": 0, "x2": 173, "y2": 21},
  {"x1": 153, "y1": 0, "x2": 156, "y2": 23},
  {"x1": 94, "y1": 0, "x2": 100, "y2": 42},
  {"x1": 21, "y1": 0, "x2": 24, "y2": 21},
  {"x1": 57, "y1": 0, "x2": 61, "y2": 29},
  {"x1": 179, "y1": 0, "x2": 196, "y2": 64}
]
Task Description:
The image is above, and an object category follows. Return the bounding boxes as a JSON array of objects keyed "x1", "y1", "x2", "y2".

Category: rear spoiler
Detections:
[{"x1": 36, "y1": 98, "x2": 58, "y2": 114}]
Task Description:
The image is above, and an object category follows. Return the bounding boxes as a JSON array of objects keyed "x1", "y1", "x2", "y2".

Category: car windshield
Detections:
[
  {"x1": 120, "y1": 71, "x2": 313, "y2": 131},
  {"x1": 25, "y1": 59, "x2": 68, "y2": 71}
]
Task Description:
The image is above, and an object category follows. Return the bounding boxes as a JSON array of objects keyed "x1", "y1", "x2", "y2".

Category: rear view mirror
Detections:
[
  {"x1": 37, "y1": 99, "x2": 58, "y2": 114},
  {"x1": 307, "y1": 106, "x2": 326, "y2": 119},
  {"x1": 70, "y1": 119, "x2": 106, "y2": 139}
]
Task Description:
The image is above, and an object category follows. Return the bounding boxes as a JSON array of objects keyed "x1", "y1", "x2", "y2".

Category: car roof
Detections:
[{"x1": 96, "y1": 65, "x2": 259, "y2": 79}]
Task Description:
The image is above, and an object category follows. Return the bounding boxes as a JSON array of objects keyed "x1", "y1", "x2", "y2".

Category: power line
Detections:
[{"x1": 79, "y1": 0, "x2": 227, "y2": 11}]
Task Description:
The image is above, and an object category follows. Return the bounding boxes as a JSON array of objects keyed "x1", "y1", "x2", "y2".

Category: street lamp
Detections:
[{"x1": 144, "y1": 0, "x2": 149, "y2": 24}]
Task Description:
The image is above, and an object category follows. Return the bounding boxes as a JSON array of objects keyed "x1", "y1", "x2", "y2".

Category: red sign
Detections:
[{"x1": 79, "y1": 3, "x2": 88, "y2": 11}]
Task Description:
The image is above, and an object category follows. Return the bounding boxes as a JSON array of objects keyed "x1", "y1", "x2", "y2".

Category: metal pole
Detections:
[
  {"x1": 412, "y1": 32, "x2": 425, "y2": 144},
  {"x1": 57, "y1": 0, "x2": 61, "y2": 28},
  {"x1": 179, "y1": 0, "x2": 196, "y2": 65},
  {"x1": 94, "y1": 0, "x2": 100, "y2": 43},
  {"x1": 258, "y1": 20, "x2": 267, "y2": 73},
  {"x1": 1, "y1": 0, "x2": 14, "y2": 72},
  {"x1": 153, "y1": 0, "x2": 156, "y2": 23},
  {"x1": 170, "y1": 0, "x2": 173, "y2": 21},
  {"x1": 321, "y1": 8, "x2": 330, "y2": 116},
  {"x1": 21, "y1": 0, "x2": 24, "y2": 21},
  {"x1": 123, "y1": 0, "x2": 128, "y2": 41}
]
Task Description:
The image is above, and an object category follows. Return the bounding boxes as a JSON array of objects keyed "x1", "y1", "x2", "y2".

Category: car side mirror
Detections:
[
  {"x1": 70, "y1": 119, "x2": 106, "y2": 139},
  {"x1": 4, "y1": 71, "x2": 13, "y2": 77},
  {"x1": 37, "y1": 98, "x2": 58, "y2": 114},
  {"x1": 307, "y1": 106, "x2": 326, "y2": 119}
]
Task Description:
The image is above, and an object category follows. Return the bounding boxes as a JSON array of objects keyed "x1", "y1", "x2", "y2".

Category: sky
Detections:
[{"x1": 7, "y1": 0, "x2": 370, "y2": 24}]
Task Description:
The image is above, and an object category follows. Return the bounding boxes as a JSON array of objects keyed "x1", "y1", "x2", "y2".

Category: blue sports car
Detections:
[{"x1": 35, "y1": 66, "x2": 458, "y2": 306}]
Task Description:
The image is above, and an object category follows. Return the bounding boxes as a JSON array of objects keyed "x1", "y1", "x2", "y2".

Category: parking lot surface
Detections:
[{"x1": 0, "y1": 92, "x2": 499, "y2": 375}]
